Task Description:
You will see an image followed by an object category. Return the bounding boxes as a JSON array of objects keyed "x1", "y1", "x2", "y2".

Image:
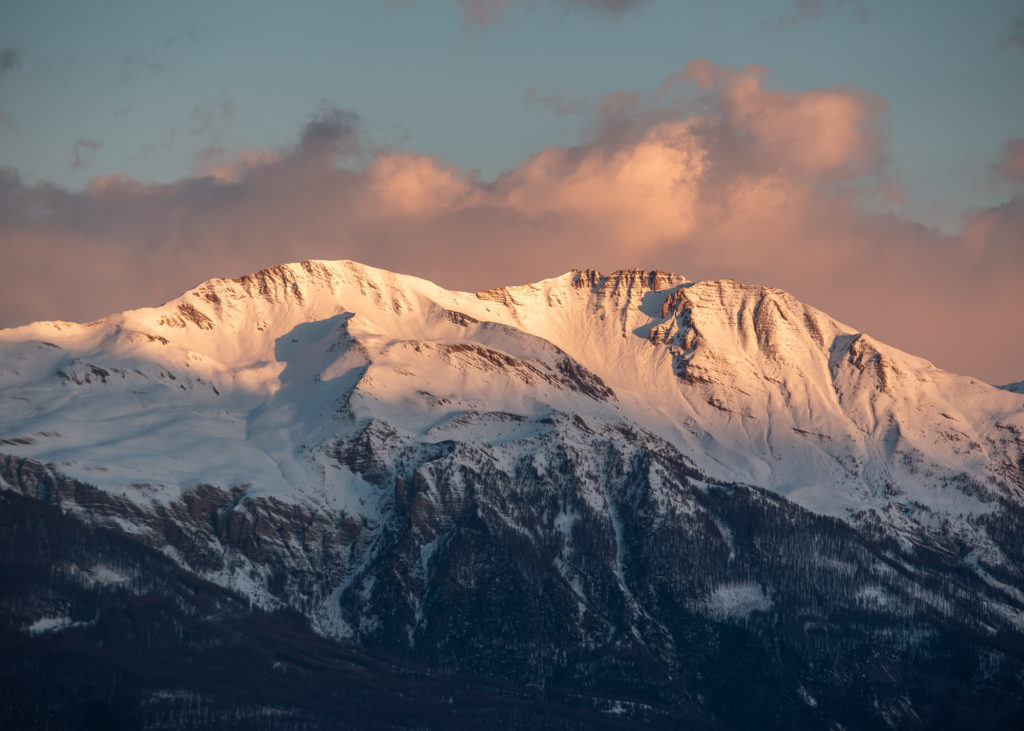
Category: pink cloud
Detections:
[
  {"x1": 0, "y1": 63, "x2": 1021, "y2": 384},
  {"x1": 366, "y1": 153, "x2": 476, "y2": 215},
  {"x1": 680, "y1": 59, "x2": 888, "y2": 180},
  {"x1": 196, "y1": 147, "x2": 282, "y2": 183}
]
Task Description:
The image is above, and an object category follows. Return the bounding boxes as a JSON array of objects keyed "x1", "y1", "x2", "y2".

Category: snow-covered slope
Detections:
[
  {"x1": 5, "y1": 259, "x2": 1024, "y2": 727},
  {"x1": 2, "y1": 259, "x2": 1021, "y2": 526}
]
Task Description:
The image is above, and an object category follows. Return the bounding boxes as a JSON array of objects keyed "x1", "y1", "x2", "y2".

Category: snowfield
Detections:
[{"x1": 1, "y1": 259, "x2": 1020, "y2": 531}]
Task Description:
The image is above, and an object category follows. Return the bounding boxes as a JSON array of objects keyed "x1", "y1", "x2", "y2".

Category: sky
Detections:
[{"x1": 0, "y1": 0, "x2": 1022, "y2": 383}]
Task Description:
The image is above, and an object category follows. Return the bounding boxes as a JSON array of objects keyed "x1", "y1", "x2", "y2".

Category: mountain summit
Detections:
[
  {"x1": 3, "y1": 259, "x2": 1020, "y2": 521},
  {"x1": 3, "y1": 260, "x2": 1024, "y2": 728}
]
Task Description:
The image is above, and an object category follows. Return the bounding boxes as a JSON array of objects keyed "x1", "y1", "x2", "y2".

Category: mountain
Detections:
[{"x1": 2, "y1": 259, "x2": 1024, "y2": 729}]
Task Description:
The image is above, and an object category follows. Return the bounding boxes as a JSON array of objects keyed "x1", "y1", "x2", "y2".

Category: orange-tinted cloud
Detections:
[
  {"x1": 673, "y1": 60, "x2": 888, "y2": 181},
  {"x1": 0, "y1": 62, "x2": 1021, "y2": 383}
]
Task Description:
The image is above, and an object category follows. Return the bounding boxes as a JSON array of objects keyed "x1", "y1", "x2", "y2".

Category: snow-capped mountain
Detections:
[
  {"x1": 3, "y1": 260, "x2": 1021, "y2": 520},
  {"x1": 3, "y1": 260, "x2": 1024, "y2": 728}
]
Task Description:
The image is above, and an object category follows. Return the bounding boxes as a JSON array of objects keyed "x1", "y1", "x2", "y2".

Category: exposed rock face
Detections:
[{"x1": 2, "y1": 259, "x2": 1024, "y2": 727}]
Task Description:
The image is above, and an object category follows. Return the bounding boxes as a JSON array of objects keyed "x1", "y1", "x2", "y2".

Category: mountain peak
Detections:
[
  {"x1": 4, "y1": 258, "x2": 1024, "y2": 729},
  {"x1": 568, "y1": 267, "x2": 688, "y2": 293},
  {"x1": 1, "y1": 257, "x2": 1021, "y2": 523}
]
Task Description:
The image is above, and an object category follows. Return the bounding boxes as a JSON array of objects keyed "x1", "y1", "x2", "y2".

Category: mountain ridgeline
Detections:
[{"x1": 2, "y1": 260, "x2": 1023, "y2": 729}]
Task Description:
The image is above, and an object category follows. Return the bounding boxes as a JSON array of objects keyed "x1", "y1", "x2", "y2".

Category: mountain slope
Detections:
[
  {"x1": 2, "y1": 259, "x2": 1024, "y2": 727},
  {"x1": 3, "y1": 260, "x2": 1021, "y2": 510}
]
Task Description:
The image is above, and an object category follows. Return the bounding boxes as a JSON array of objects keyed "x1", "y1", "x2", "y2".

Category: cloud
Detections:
[
  {"x1": 0, "y1": 48, "x2": 22, "y2": 131},
  {"x1": 189, "y1": 97, "x2": 234, "y2": 138},
  {"x1": 558, "y1": 0, "x2": 647, "y2": 13},
  {"x1": 458, "y1": 0, "x2": 647, "y2": 27},
  {"x1": 70, "y1": 140, "x2": 102, "y2": 171},
  {"x1": 131, "y1": 95, "x2": 234, "y2": 161},
  {"x1": 459, "y1": 0, "x2": 516, "y2": 26},
  {"x1": 524, "y1": 88, "x2": 588, "y2": 115},
  {"x1": 675, "y1": 60, "x2": 888, "y2": 180},
  {"x1": 159, "y1": 25, "x2": 201, "y2": 49},
  {"x1": 994, "y1": 139, "x2": 1024, "y2": 182},
  {"x1": 0, "y1": 48, "x2": 20, "y2": 81},
  {"x1": 1006, "y1": 14, "x2": 1024, "y2": 48},
  {"x1": 763, "y1": 0, "x2": 866, "y2": 31},
  {"x1": 298, "y1": 105, "x2": 362, "y2": 157},
  {"x1": 0, "y1": 110, "x2": 18, "y2": 132},
  {"x1": 196, "y1": 147, "x2": 281, "y2": 183},
  {"x1": 118, "y1": 52, "x2": 167, "y2": 82},
  {"x1": 785, "y1": 0, "x2": 829, "y2": 23},
  {"x1": 119, "y1": 25, "x2": 200, "y2": 81},
  {"x1": 0, "y1": 68, "x2": 1022, "y2": 383}
]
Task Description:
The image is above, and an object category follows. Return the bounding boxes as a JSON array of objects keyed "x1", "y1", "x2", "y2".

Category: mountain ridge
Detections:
[
  {"x1": 3, "y1": 258, "x2": 1024, "y2": 727},
  {"x1": 2, "y1": 258, "x2": 1020, "y2": 518}
]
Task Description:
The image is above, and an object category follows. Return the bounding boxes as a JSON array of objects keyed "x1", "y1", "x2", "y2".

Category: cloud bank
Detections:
[{"x1": 0, "y1": 61, "x2": 1021, "y2": 383}]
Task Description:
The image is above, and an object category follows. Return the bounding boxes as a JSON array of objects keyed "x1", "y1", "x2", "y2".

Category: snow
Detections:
[
  {"x1": 963, "y1": 553, "x2": 1024, "y2": 609},
  {"x1": 856, "y1": 586, "x2": 891, "y2": 607},
  {"x1": 711, "y1": 516, "x2": 736, "y2": 560},
  {"x1": 797, "y1": 686, "x2": 819, "y2": 708},
  {"x1": 553, "y1": 507, "x2": 579, "y2": 545},
  {"x1": 27, "y1": 615, "x2": 94, "y2": 634},
  {"x1": 64, "y1": 563, "x2": 132, "y2": 586},
  {"x1": 28, "y1": 616, "x2": 76, "y2": 634},
  {"x1": 704, "y1": 583, "x2": 772, "y2": 618},
  {"x1": 2, "y1": 258, "x2": 1023, "y2": 572}
]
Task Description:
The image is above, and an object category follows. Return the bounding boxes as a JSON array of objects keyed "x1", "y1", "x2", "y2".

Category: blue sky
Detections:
[{"x1": 0, "y1": 0, "x2": 1022, "y2": 382}]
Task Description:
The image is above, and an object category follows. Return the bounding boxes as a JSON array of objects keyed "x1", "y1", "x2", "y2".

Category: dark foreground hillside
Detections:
[
  {"x1": 3, "y1": 462, "x2": 1024, "y2": 730},
  {"x1": 1, "y1": 489, "x2": 713, "y2": 730}
]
